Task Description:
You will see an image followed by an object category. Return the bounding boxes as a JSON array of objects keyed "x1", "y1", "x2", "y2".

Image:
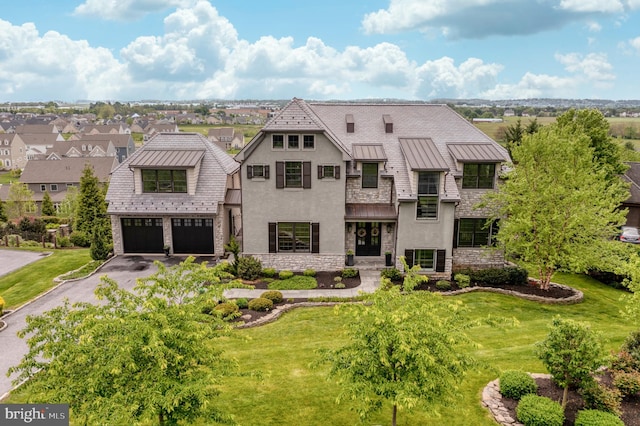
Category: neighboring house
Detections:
[
  {"x1": 16, "y1": 133, "x2": 65, "y2": 160},
  {"x1": 208, "y1": 127, "x2": 244, "y2": 151},
  {"x1": 20, "y1": 156, "x2": 118, "y2": 214},
  {"x1": 46, "y1": 139, "x2": 117, "y2": 159},
  {"x1": 76, "y1": 134, "x2": 136, "y2": 162},
  {"x1": 235, "y1": 98, "x2": 509, "y2": 277},
  {"x1": 0, "y1": 133, "x2": 28, "y2": 170},
  {"x1": 106, "y1": 132, "x2": 241, "y2": 256},
  {"x1": 15, "y1": 124, "x2": 61, "y2": 134},
  {"x1": 81, "y1": 124, "x2": 130, "y2": 135},
  {"x1": 144, "y1": 123, "x2": 179, "y2": 141},
  {"x1": 622, "y1": 162, "x2": 640, "y2": 227}
]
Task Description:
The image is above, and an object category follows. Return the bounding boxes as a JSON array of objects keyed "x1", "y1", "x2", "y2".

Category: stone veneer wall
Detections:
[
  {"x1": 251, "y1": 253, "x2": 345, "y2": 271},
  {"x1": 111, "y1": 215, "x2": 123, "y2": 255},
  {"x1": 452, "y1": 248, "x2": 505, "y2": 270},
  {"x1": 456, "y1": 188, "x2": 493, "y2": 217},
  {"x1": 346, "y1": 177, "x2": 393, "y2": 203}
]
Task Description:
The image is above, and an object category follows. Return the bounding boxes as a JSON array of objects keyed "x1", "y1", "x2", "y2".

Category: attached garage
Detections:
[
  {"x1": 171, "y1": 218, "x2": 215, "y2": 254},
  {"x1": 121, "y1": 218, "x2": 164, "y2": 253}
]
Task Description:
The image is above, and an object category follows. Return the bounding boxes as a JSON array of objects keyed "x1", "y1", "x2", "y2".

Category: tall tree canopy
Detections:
[
  {"x1": 10, "y1": 258, "x2": 238, "y2": 425},
  {"x1": 319, "y1": 285, "x2": 484, "y2": 426},
  {"x1": 482, "y1": 124, "x2": 629, "y2": 289},
  {"x1": 556, "y1": 108, "x2": 626, "y2": 180}
]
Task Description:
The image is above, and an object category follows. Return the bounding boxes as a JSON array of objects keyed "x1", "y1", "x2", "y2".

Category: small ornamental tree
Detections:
[
  {"x1": 319, "y1": 286, "x2": 482, "y2": 426},
  {"x1": 6, "y1": 182, "x2": 36, "y2": 219},
  {"x1": 536, "y1": 317, "x2": 606, "y2": 409},
  {"x1": 41, "y1": 191, "x2": 55, "y2": 216}
]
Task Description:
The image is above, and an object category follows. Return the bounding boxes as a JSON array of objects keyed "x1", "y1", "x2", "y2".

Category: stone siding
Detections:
[
  {"x1": 346, "y1": 177, "x2": 393, "y2": 203},
  {"x1": 452, "y1": 248, "x2": 505, "y2": 270},
  {"x1": 456, "y1": 188, "x2": 493, "y2": 217},
  {"x1": 250, "y1": 253, "x2": 345, "y2": 271}
]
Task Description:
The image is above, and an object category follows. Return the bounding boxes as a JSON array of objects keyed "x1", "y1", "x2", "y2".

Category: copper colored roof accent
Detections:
[
  {"x1": 345, "y1": 203, "x2": 397, "y2": 220},
  {"x1": 128, "y1": 149, "x2": 205, "y2": 168},
  {"x1": 225, "y1": 188, "x2": 241, "y2": 205},
  {"x1": 399, "y1": 138, "x2": 449, "y2": 171},
  {"x1": 447, "y1": 143, "x2": 506, "y2": 163},
  {"x1": 352, "y1": 144, "x2": 387, "y2": 161}
]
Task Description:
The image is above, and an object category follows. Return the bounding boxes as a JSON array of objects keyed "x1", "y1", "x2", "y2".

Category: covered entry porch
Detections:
[{"x1": 345, "y1": 203, "x2": 397, "y2": 267}]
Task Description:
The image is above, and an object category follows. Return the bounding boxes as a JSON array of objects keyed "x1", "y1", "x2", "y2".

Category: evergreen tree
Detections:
[
  {"x1": 90, "y1": 222, "x2": 111, "y2": 261},
  {"x1": 0, "y1": 199, "x2": 7, "y2": 222},
  {"x1": 75, "y1": 164, "x2": 109, "y2": 239},
  {"x1": 41, "y1": 191, "x2": 55, "y2": 216}
]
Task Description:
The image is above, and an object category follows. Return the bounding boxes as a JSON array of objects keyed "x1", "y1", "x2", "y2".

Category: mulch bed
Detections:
[
  {"x1": 415, "y1": 280, "x2": 577, "y2": 299},
  {"x1": 242, "y1": 271, "x2": 361, "y2": 290},
  {"x1": 501, "y1": 374, "x2": 640, "y2": 425}
]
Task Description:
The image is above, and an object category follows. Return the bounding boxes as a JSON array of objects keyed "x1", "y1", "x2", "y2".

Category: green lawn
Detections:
[
  {"x1": 5, "y1": 269, "x2": 636, "y2": 425},
  {"x1": 0, "y1": 171, "x2": 19, "y2": 185},
  {"x1": 0, "y1": 248, "x2": 92, "y2": 309}
]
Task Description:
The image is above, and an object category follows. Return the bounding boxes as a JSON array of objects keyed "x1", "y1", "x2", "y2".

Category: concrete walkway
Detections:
[{"x1": 223, "y1": 269, "x2": 381, "y2": 299}]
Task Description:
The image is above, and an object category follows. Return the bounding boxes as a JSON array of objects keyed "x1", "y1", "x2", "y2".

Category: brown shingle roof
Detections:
[
  {"x1": 20, "y1": 157, "x2": 117, "y2": 183},
  {"x1": 128, "y1": 150, "x2": 205, "y2": 168}
]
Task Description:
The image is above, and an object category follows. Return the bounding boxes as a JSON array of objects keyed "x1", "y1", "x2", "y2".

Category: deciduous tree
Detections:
[
  {"x1": 536, "y1": 317, "x2": 606, "y2": 409},
  {"x1": 319, "y1": 287, "x2": 482, "y2": 426},
  {"x1": 481, "y1": 124, "x2": 628, "y2": 289},
  {"x1": 9, "y1": 257, "x2": 237, "y2": 425},
  {"x1": 5, "y1": 182, "x2": 36, "y2": 219}
]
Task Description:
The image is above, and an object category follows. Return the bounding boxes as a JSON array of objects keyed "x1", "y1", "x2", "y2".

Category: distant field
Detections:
[{"x1": 179, "y1": 124, "x2": 262, "y2": 140}]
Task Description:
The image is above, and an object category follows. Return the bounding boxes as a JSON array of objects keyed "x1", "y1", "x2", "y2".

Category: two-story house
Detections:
[
  {"x1": 106, "y1": 132, "x2": 240, "y2": 256},
  {"x1": 208, "y1": 127, "x2": 244, "y2": 151},
  {"x1": 0, "y1": 134, "x2": 28, "y2": 170},
  {"x1": 20, "y1": 156, "x2": 118, "y2": 213},
  {"x1": 235, "y1": 98, "x2": 509, "y2": 277}
]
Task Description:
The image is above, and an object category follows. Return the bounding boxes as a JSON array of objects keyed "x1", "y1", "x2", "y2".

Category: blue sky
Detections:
[{"x1": 1, "y1": 0, "x2": 640, "y2": 102}]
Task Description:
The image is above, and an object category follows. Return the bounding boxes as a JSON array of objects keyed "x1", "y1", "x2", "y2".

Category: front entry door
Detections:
[{"x1": 355, "y1": 222, "x2": 381, "y2": 256}]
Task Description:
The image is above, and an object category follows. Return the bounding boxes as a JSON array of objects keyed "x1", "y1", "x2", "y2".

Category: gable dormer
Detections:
[{"x1": 345, "y1": 114, "x2": 354, "y2": 133}]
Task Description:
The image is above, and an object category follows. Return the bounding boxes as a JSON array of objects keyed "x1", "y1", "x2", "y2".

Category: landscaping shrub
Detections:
[
  {"x1": 612, "y1": 370, "x2": 640, "y2": 397},
  {"x1": 237, "y1": 256, "x2": 262, "y2": 280},
  {"x1": 262, "y1": 267, "x2": 277, "y2": 278},
  {"x1": 580, "y1": 380, "x2": 622, "y2": 416},
  {"x1": 268, "y1": 276, "x2": 317, "y2": 290},
  {"x1": 454, "y1": 273, "x2": 471, "y2": 288},
  {"x1": 214, "y1": 302, "x2": 241, "y2": 320},
  {"x1": 341, "y1": 268, "x2": 359, "y2": 279},
  {"x1": 334, "y1": 282, "x2": 346, "y2": 289},
  {"x1": 516, "y1": 394, "x2": 564, "y2": 426},
  {"x1": 499, "y1": 370, "x2": 537, "y2": 400},
  {"x1": 380, "y1": 267, "x2": 403, "y2": 282},
  {"x1": 260, "y1": 290, "x2": 283, "y2": 304},
  {"x1": 621, "y1": 329, "x2": 640, "y2": 366},
  {"x1": 435, "y1": 280, "x2": 452, "y2": 290},
  {"x1": 505, "y1": 266, "x2": 529, "y2": 285},
  {"x1": 303, "y1": 268, "x2": 316, "y2": 277},
  {"x1": 200, "y1": 299, "x2": 218, "y2": 315},
  {"x1": 248, "y1": 297, "x2": 273, "y2": 312},
  {"x1": 610, "y1": 350, "x2": 640, "y2": 373},
  {"x1": 70, "y1": 231, "x2": 91, "y2": 247},
  {"x1": 278, "y1": 270, "x2": 294, "y2": 280},
  {"x1": 574, "y1": 409, "x2": 624, "y2": 426},
  {"x1": 234, "y1": 298, "x2": 249, "y2": 309},
  {"x1": 0, "y1": 295, "x2": 5, "y2": 316},
  {"x1": 56, "y1": 236, "x2": 72, "y2": 248},
  {"x1": 471, "y1": 267, "x2": 510, "y2": 286}
]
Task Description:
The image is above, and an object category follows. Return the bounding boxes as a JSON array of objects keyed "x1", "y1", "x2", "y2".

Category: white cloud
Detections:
[
  {"x1": 481, "y1": 73, "x2": 578, "y2": 99},
  {"x1": 630, "y1": 36, "x2": 640, "y2": 52},
  {"x1": 558, "y1": 0, "x2": 624, "y2": 13},
  {"x1": 587, "y1": 21, "x2": 602, "y2": 32},
  {"x1": 555, "y1": 52, "x2": 615, "y2": 83},
  {"x1": 74, "y1": 0, "x2": 196, "y2": 21},
  {"x1": 414, "y1": 57, "x2": 503, "y2": 99}
]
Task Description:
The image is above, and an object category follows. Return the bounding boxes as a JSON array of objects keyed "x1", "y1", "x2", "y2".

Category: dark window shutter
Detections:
[
  {"x1": 247, "y1": 165, "x2": 253, "y2": 179},
  {"x1": 268, "y1": 223, "x2": 277, "y2": 253},
  {"x1": 317, "y1": 165, "x2": 324, "y2": 179},
  {"x1": 311, "y1": 222, "x2": 320, "y2": 253},
  {"x1": 334, "y1": 165, "x2": 340, "y2": 179},
  {"x1": 303, "y1": 161, "x2": 311, "y2": 188},
  {"x1": 436, "y1": 249, "x2": 446, "y2": 272},
  {"x1": 404, "y1": 249, "x2": 414, "y2": 269},
  {"x1": 453, "y1": 219, "x2": 459, "y2": 248},
  {"x1": 275, "y1": 162, "x2": 284, "y2": 188},
  {"x1": 264, "y1": 165, "x2": 270, "y2": 179}
]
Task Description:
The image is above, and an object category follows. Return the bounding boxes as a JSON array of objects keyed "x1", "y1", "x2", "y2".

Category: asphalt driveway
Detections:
[
  {"x1": 0, "y1": 254, "x2": 186, "y2": 399},
  {"x1": 0, "y1": 249, "x2": 52, "y2": 278}
]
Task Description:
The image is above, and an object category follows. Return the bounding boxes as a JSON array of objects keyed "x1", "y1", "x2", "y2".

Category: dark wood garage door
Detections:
[
  {"x1": 171, "y1": 218, "x2": 214, "y2": 254},
  {"x1": 121, "y1": 218, "x2": 164, "y2": 253}
]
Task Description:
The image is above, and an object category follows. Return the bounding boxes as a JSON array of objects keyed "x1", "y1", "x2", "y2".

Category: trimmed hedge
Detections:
[
  {"x1": 454, "y1": 273, "x2": 471, "y2": 288},
  {"x1": 574, "y1": 410, "x2": 624, "y2": 426},
  {"x1": 341, "y1": 268, "x2": 359, "y2": 279},
  {"x1": 516, "y1": 394, "x2": 564, "y2": 426},
  {"x1": 499, "y1": 370, "x2": 537, "y2": 400},
  {"x1": 435, "y1": 280, "x2": 451, "y2": 290},
  {"x1": 248, "y1": 297, "x2": 273, "y2": 312},
  {"x1": 262, "y1": 268, "x2": 277, "y2": 278},
  {"x1": 260, "y1": 290, "x2": 283, "y2": 304},
  {"x1": 303, "y1": 269, "x2": 316, "y2": 277},
  {"x1": 214, "y1": 302, "x2": 240, "y2": 320},
  {"x1": 278, "y1": 270, "x2": 294, "y2": 280},
  {"x1": 234, "y1": 298, "x2": 249, "y2": 309}
]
